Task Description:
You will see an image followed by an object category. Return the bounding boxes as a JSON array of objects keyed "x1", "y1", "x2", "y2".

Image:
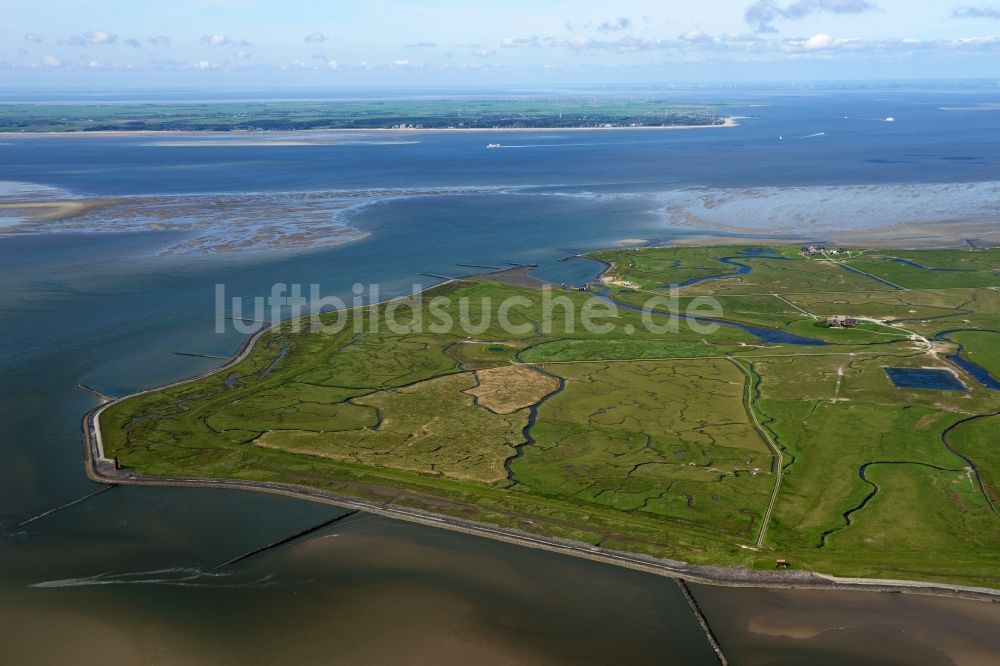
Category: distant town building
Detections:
[
  {"x1": 801, "y1": 245, "x2": 846, "y2": 257},
  {"x1": 826, "y1": 315, "x2": 859, "y2": 328}
]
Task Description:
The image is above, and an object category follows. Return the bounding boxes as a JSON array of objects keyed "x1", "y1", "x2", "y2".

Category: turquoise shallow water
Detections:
[{"x1": 2, "y1": 88, "x2": 1000, "y2": 663}]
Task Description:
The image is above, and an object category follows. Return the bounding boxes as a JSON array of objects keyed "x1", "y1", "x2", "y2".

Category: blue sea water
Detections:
[{"x1": 5, "y1": 91, "x2": 1000, "y2": 199}]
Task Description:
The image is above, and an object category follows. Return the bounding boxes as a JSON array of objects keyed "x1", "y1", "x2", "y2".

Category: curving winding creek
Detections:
[
  {"x1": 934, "y1": 330, "x2": 1000, "y2": 391},
  {"x1": 589, "y1": 282, "x2": 827, "y2": 346},
  {"x1": 665, "y1": 248, "x2": 793, "y2": 289}
]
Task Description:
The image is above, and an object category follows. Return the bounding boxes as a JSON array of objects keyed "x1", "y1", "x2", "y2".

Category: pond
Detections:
[{"x1": 884, "y1": 368, "x2": 966, "y2": 391}]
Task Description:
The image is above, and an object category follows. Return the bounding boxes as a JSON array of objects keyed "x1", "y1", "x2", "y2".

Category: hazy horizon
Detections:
[
  {"x1": 4, "y1": 1, "x2": 1000, "y2": 87},
  {"x1": 3, "y1": 78, "x2": 1000, "y2": 101}
]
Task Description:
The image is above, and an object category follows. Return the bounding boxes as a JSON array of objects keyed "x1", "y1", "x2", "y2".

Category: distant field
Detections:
[
  {"x1": 100, "y1": 245, "x2": 1000, "y2": 587},
  {"x1": 0, "y1": 98, "x2": 723, "y2": 132}
]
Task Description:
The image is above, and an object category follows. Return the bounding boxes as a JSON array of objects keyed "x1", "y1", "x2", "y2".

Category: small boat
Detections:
[{"x1": 486, "y1": 143, "x2": 502, "y2": 149}]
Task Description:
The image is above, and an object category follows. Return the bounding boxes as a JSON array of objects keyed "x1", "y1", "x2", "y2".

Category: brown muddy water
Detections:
[
  {"x1": 693, "y1": 583, "x2": 1000, "y2": 666},
  {"x1": 5, "y1": 497, "x2": 1000, "y2": 665},
  {"x1": 3, "y1": 510, "x2": 717, "y2": 665}
]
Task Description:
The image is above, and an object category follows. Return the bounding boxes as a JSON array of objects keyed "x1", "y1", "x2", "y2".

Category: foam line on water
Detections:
[{"x1": 30, "y1": 567, "x2": 277, "y2": 589}]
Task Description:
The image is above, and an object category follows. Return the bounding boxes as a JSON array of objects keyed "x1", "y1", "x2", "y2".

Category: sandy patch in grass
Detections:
[
  {"x1": 465, "y1": 365, "x2": 560, "y2": 415},
  {"x1": 254, "y1": 372, "x2": 529, "y2": 483}
]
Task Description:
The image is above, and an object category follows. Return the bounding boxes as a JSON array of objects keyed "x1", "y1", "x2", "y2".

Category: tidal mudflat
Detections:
[{"x1": 692, "y1": 583, "x2": 1000, "y2": 666}]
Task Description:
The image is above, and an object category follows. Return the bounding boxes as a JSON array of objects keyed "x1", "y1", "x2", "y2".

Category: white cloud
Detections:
[
  {"x1": 680, "y1": 29, "x2": 715, "y2": 45},
  {"x1": 202, "y1": 34, "x2": 229, "y2": 47},
  {"x1": 62, "y1": 30, "x2": 119, "y2": 46},
  {"x1": 597, "y1": 17, "x2": 632, "y2": 32},
  {"x1": 200, "y1": 34, "x2": 250, "y2": 47},
  {"x1": 505, "y1": 26, "x2": 1000, "y2": 64},
  {"x1": 15, "y1": 9, "x2": 1000, "y2": 77},
  {"x1": 41, "y1": 54, "x2": 62, "y2": 67},
  {"x1": 195, "y1": 60, "x2": 212, "y2": 70},
  {"x1": 745, "y1": 0, "x2": 878, "y2": 33},
  {"x1": 951, "y1": 5, "x2": 1000, "y2": 19},
  {"x1": 88, "y1": 31, "x2": 116, "y2": 44},
  {"x1": 805, "y1": 32, "x2": 834, "y2": 49},
  {"x1": 501, "y1": 36, "x2": 541, "y2": 47},
  {"x1": 563, "y1": 35, "x2": 594, "y2": 49}
]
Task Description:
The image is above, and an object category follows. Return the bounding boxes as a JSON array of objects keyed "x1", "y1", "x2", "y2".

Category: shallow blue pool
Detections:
[{"x1": 884, "y1": 367, "x2": 966, "y2": 391}]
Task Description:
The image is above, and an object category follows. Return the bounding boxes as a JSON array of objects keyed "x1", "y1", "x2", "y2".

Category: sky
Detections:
[{"x1": 3, "y1": 0, "x2": 1000, "y2": 88}]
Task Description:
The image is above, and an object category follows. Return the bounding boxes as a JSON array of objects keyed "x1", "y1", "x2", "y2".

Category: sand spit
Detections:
[
  {"x1": 0, "y1": 186, "x2": 512, "y2": 254},
  {"x1": 0, "y1": 199, "x2": 115, "y2": 222}
]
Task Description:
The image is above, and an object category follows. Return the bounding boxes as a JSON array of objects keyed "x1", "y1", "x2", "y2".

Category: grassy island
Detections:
[
  {"x1": 97, "y1": 245, "x2": 1000, "y2": 588},
  {"x1": 0, "y1": 98, "x2": 724, "y2": 132}
]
